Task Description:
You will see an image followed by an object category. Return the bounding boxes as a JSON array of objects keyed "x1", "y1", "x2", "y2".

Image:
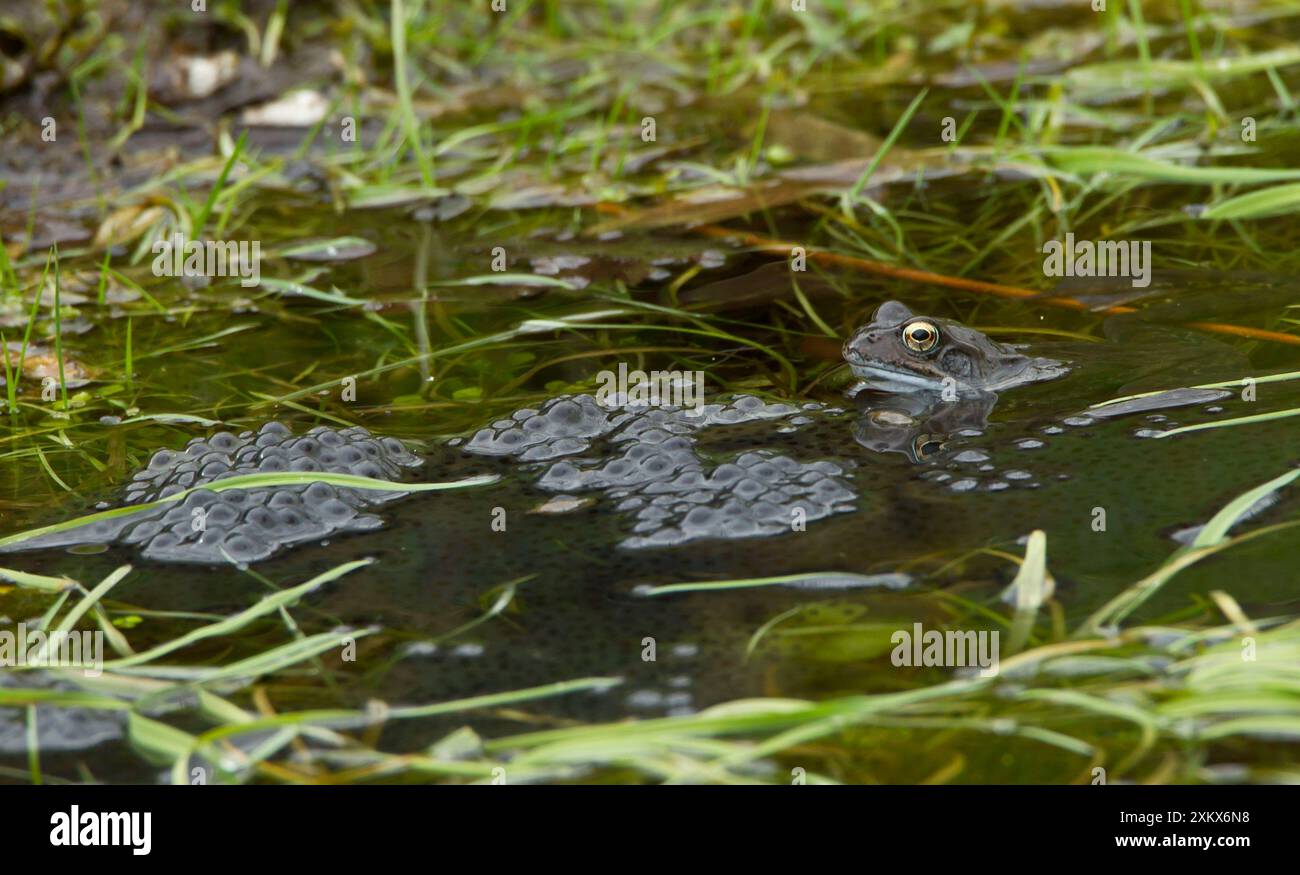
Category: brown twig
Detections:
[{"x1": 593, "y1": 203, "x2": 1300, "y2": 348}]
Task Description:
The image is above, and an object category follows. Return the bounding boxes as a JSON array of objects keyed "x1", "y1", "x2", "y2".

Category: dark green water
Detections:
[{"x1": 3, "y1": 228, "x2": 1298, "y2": 782}]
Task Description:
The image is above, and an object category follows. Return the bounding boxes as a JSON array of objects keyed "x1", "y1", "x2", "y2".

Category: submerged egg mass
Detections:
[
  {"x1": 463, "y1": 393, "x2": 857, "y2": 547},
  {"x1": 2, "y1": 422, "x2": 422, "y2": 564}
]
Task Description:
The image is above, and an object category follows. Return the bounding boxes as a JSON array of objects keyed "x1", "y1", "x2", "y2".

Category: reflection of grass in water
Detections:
[
  {"x1": 4, "y1": 470, "x2": 1298, "y2": 784},
  {"x1": 1, "y1": 0, "x2": 1300, "y2": 782}
]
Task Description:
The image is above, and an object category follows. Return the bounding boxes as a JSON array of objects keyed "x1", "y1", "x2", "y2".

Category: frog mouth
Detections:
[{"x1": 848, "y1": 360, "x2": 948, "y2": 391}]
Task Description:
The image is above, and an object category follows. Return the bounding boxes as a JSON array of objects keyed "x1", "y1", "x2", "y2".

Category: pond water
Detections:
[{"x1": 3, "y1": 192, "x2": 1299, "y2": 783}]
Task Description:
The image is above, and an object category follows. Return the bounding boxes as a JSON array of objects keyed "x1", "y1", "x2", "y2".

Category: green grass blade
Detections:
[
  {"x1": 102, "y1": 559, "x2": 374, "y2": 669},
  {"x1": 0, "y1": 472, "x2": 499, "y2": 551}
]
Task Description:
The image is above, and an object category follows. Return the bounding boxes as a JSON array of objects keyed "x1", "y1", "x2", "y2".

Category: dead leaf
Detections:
[
  {"x1": 759, "y1": 111, "x2": 883, "y2": 163},
  {"x1": 1, "y1": 343, "x2": 92, "y2": 387},
  {"x1": 92, "y1": 205, "x2": 165, "y2": 249},
  {"x1": 240, "y1": 89, "x2": 330, "y2": 126},
  {"x1": 151, "y1": 51, "x2": 240, "y2": 102},
  {"x1": 529, "y1": 496, "x2": 595, "y2": 514}
]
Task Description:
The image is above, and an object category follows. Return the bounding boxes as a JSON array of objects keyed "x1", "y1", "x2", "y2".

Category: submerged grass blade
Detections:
[
  {"x1": 640, "y1": 571, "x2": 909, "y2": 596},
  {"x1": 1154, "y1": 406, "x2": 1300, "y2": 438},
  {"x1": 257, "y1": 277, "x2": 368, "y2": 307},
  {"x1": 275, "y1": 237, "x2": 377, "y2": 261},
  {"x1": 1090, "y1": 369, "x2": 1300, "y2": 410},
  {"x1": 0, "y1": 688, "x2": 130, "y2": 710},
  {"x1": 433, "y1": 273, "x2": 582, "y2": 290}
]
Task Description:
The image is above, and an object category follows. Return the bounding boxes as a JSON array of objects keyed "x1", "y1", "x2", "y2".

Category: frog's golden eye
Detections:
[{"x1": 902, "y1": 320, "x2": 940, "y2": 353}]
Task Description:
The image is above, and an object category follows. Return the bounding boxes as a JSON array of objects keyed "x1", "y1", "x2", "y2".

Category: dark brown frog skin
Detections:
[{"x1": 843, "y1": 301, "x2": 1068, "y2": 395}]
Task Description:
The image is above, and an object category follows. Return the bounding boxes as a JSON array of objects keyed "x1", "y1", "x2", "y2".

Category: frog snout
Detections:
[{"x1": 842, "y1": 330, "x2": 878, "y2": 362}]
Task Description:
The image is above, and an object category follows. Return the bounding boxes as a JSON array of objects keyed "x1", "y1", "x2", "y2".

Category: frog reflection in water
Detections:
[{"x1": 843, "y1": 301, "x2": 1069, "y2": 462}]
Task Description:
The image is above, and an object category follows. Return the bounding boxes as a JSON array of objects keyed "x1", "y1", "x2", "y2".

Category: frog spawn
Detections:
[
  {"x1": 3, "y1": 422, "x2": 422, "y2": 564},
  {"x1": 459, "y1": 393, "x2": 858, "y2": 547},
  {"x1": 0, "y1": 671, "x2": 123, "y2": 754}
]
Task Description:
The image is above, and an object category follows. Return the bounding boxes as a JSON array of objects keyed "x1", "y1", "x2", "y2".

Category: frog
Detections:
[
  {"x1": 842, "y1": 300, "x2": 1069, "y2": 395},
  {"x1": 840, "y1": 300, "x2": 1250, "y2": 465}
]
